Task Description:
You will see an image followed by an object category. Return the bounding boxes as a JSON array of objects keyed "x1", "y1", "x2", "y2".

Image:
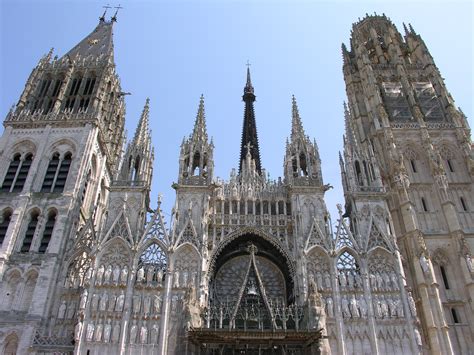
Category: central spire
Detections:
[{"x1": 239, "y1": 67, "x2": 262, "y2": 175}]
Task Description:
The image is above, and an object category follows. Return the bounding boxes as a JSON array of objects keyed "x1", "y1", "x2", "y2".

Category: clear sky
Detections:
[{"x1": 1, "y1": 0, "x2": 473, "y2": 221}]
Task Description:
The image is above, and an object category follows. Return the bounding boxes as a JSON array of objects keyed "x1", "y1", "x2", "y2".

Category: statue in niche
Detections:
[
  {"x1": 380, "y1": 296, "x2": 389, "y2": 318},
  {"x1": 376, "y1": 272, "x2": 384, "y2": 290},
  {"x1": 129, "y1": 320, "x2": 137, "y2": 344},
  {"x1": 58, "y1": 300, "x2": 67, "y2": 319},
  {"x1": 151, "y1": 323, "x2": 160, "y2": 343},
  {"x1": 133, "y1": 294, "x2": 141, "y2": 313},
  {"x1": 115, "y1": 291, "x2": 125, "y2": 311},
  {"x1": 86, "y1": 322, "x2": 95, "y2": 341},
  {"x1": 309, "y1": 279, "x2": 325, "y2": 329},
  {"x1": 157, "y1": 269, "x2": 164, "y2": 287},
  {"x1": 120, "y1": 266, "x2": 129, "y2": 285},
  {"x1": 108, "y1": 294, "x2": 116, "y2": 311},
  {"x1": 91, "y1": 293, "x2": 100, "y2": 311},
  {"x1": 370, "y1": 273, "x2": 377, "y2": 290},
  {"x1": 182, "y1": 270, "x2": 189, "y2": 287},
  {"x1": 390, "y1": 271, "x2": 399, "y2": 290},
  {"x1": 349, "y1": 295, "x2": 359, "y2": 318},
  {"x1": 140, "y1": 322, "x2": 148, "y2": 344},
  {"x1": 85, "y1": 267, "x2": 93, "y2": 285},
  {"x1": 347, "y1": 272, "x2": 354, "y2": 289},
  {"x1": 414, "y1": 328, "x2": 423, "y2": 347},
  {"x1": 354, "y1": 272, "x2": 362, "y2": 288},
  {"x1": 419, "y1": 254, "x2": 430, "y2": 274},
  {"x1": 136, "y1": 267, "x2": 145, "y2": 283},
  {"x1": 113, "y1": 264, "x2": 121, "y2": 284},
  {"x1": 373, "y1": 295, "x2": 382, "y2": 318},
  {"x1": 465, "y1": 254, "x2": 473, "y2": 273},
  {"x1": 383, "y1": 272, "x2": 391, "y2": 291},
  {"x1": 339, "y1": 271, "x2": 347, "y2": 288},
  {"x1": 74, "y1": 320, "x2": 83, "y2": 341},
  {"x1": 94, "y1": 321, "x2": 103, "y2": 342},
  {"x1": 173, "y1": 271, "x2": 180, "y2": 288},
  {"x1": 153, "y1": 294, "x2": 162, "y2": 314},
  {"x1": 79, "y1": 289, "x2": 88, "y2": 310},
  {"x1": 112, "y1": 322, "x2": 120, "y2": 343},
  {"x1": 104, "y1": 265, "x2": 113, "y2": 285},
  {"x1": 341, "y1": 296, "x2": 351, "y2": 318},
  {"x1": 146, "y1": 266, "x2": 155, "y2": 285},
  {"x1": 407, "y1": 291, "x2": 417, "y2": 317},
  {"x1": 143, "y1": 295, "x2": 151, "y2": 315},
  {"x1": 325, "y1": 297, "x2": 334, "y2": 318},
  {"x1": 103, "y1": 319, "x2": 112, "y2": 342},
  {"x1": 358, "y1": 295, "x2": 368, "y2": 318},
  {"x1": 315, "y1": 272, "x2": 323, "y2": 290},
  {"x1": 99, "y1": 291, "x2": 108, "y2": 311}
]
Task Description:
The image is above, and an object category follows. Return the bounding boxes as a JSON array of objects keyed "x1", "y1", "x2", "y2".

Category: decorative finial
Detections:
[
  {"x1": 111, "y1": 4, "x2": 123, "y2": 22},
  {"x1": 100, "y1": 4, "x2": 111, "y2": 22}
]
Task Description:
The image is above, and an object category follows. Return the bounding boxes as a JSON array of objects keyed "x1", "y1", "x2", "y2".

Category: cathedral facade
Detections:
[{"x1": 0, "y1": 12, "x2": 473, "y2": 355}]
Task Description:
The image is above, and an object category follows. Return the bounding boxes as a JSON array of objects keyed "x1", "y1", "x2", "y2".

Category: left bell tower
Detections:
[{"x1": 0, "y1": 13, "x2": 126, "y2": 354}]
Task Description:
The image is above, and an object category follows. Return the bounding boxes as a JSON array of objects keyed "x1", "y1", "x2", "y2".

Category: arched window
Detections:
[
  {"x1": 21, "y1": 211, "x2": 39, "y2": 253},
  {"x1": 0, "y1": 209, "x2": 12, "y2": 246},
  {"x1": 337, "y1": 251, "x2": 359, "y2": 272},
  {"x1": 136, "y1": 243, "x2": 167, "y2": 285},
  {"x1": 64, "y1": 75, "x2": 83, "y2": 111},
  {"x1": 42, "y1": 152, "x2": 72, "y2": 192},
  {"x1": 439, "y1": 265, "x2": 450, "y2": 289},
  {"x1": 355, "y1": 160, "x2": 363, "y2": 186},
  {"x1": 299, "y1": 152, "x2": 308, "y2": 176},
  {"x1": 78, "y1": 75, "x2": 96, "y2": 112},
  {"x1": 133, "y1": 156, "x2": 140, "y2": 181},
  {"x1": 38, "y1": 211, "x2": 56, "y2": 253},
  {"x1": 1, "y1": 153, "x2": 33, "y2": 192},
  {"x1": 192, "y1": 151, "x2": 200, "y2": 175},
  {"x1": 451, "y1": 308, "x2": 460, "y2": 324}
]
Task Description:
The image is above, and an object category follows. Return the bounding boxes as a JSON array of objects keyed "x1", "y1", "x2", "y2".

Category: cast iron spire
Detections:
[{"x1": 239, "y1": 67, "x2": 262, "y2": 175}]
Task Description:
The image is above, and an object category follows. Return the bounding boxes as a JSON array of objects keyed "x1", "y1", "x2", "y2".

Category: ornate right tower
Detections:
[{"x1": 342, "y1": 14, "x2": 474, "y2": 354}]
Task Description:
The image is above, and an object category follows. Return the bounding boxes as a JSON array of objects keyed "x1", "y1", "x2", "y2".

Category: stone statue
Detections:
[
  {"x1": 153, "y1": 294, "x2": 162, "y2": 314},
  {"x1": 113, "y1": 264, "x2": 121, "y2": 284},
  {"x1": 182, "y1": 270, "x2": 189, "y2": 287},
  {"x1": 103, "y1": 319, "x2": 112, "y2": 343},
  {"x1": 96, "y1": 265, "x2": 105, "y2": 285},
  {"x1": 91, "y1": 293, "x2": 99, "y2": 311},
  {"x1": 79, "y1": 289, "x2": 88, "y2": 310},
  {"x1": 326, "y1": 297, "x2": 334, "y2": 318},
  {"x1": 376, "y1": 272, "x2": 384, "y2": 290},
  {"x1": 380, "y1": 296, "x2": 389, "y2": 318},
  {"x1": 85, "y1": 267, "x2": 93, "y2": 285},
  {"x1": 315, "y1": 272, "x2": 323, "y2": 290},
  {"x1": 104, "y1": 265, "x2": 113, "y2": 285},
  {"x1": 173, "y1": 271, "x2": 180, "y2": 288},
  {"x1": 370, "y1": 273, "x2": 377, "y2": 290},
  {"x1": 112, "y1": 323, "x2": 121, "y2": 343},
  {"x1": 143, "y1": 295, "x2": 151, "y2": 315},
  {"x1": 414, "y1": 328, "x2": 423, "y2": 347},
  {"x1": 373, "y1": 296, "x2": 381, "y2": 318},
  {"x1": 324, "y1": 273, "x2": 331, "y2": 289},
  {"x1": 115, "y1": 291, "x2": 125, "y2": 311},
  {"x1": 151, "y1": 323, "x2": 160, "y2": 343},
  {"x1": 108, "y1": 294, "x2": 116, "y2": 312},
  {"x1": 339, "y1": 271, "x2": 347, "y2": 288},
  {"x1": 74, "y1": 320, "x2": 83, "y2": 341},
  {"x1": 349, "y1": 295, "x2": 359, "y2": 318},
  {"x1": 341, "y1": 296, "x2": 351, "y2": 318},
  {"x1": 94, "y1": 321, "x2": 103, "y2": 342},
  {"x1": 140, "y1": 323, "x2": 148, "y2": 344},
  {"x1": 347, "y1": 272, "x2": 354, "y2": 289},
  {"x1": 58, "y1": 300, "x2": 67, "y2": 319},
  {"x1": 157, "y1": 269, "x2": 164, "y2": 287},
  {"x1": 419, "y1": 254, "x2": 429, "y2": 274},
  {"x1": 86, "y1": 322, "x2": 95, "y2": 342},
  {"x1": 383, "y1": 272, "x2": 391, "y2": 291},
  {"x1": 129, "y1": 321, "x2": 137, "y2": 344},
  {"x1": 133, "y1": 294, "x2": 141, "y2": 313},
  {"x1": 390, "y1": 272, "x2": 399, "y2": 290},
  {"x1": 146, "y1": 266, "x2": 155, "y2": 285},
  {"x1": 137, "y1": 267, "x2": 145, "y2": 283},
  {"x1": 354, "y1": 272, "x2": 362, "y2": 288},
  {"x1": 99, "y1": 291, "x2": 108, "y2": 311},
  {"x1": 120, "y1": 266, "x2": 129, "y2": 285},
  {"x1": 358, "y1": 295, "x2": 368, "y2": 318},
  {"x1": 465, "y1": 254, "x2": 473, "y2": 273}
]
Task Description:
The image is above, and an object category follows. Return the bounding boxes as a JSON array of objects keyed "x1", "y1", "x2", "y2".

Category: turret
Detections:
[
  {"x1": 284, "y1": 96, "x2": 322, "y2": 186},
  {"x1": 178, "y1": 95, "x2": 214, "y2": 185}
]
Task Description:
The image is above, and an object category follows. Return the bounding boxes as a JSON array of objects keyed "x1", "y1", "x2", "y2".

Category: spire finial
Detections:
[
  {"x1": 291, "y1": 95, "x2": 305, "y2": 140},
  {"x1": 191, "y1": 95, "x2": 208, "y2": 143},
  {"x1": 244, "y1": 60, "x2": 254, "y2": 94},
  {"x1": 133, "y1": 98, "x2": 150, "y2": 145},
  {"x1": 111, "y1": 4, "x2": 123, "y2": 22},
  {"x1": 100, "y1": 4, "x2": 111, "y2": 22}
]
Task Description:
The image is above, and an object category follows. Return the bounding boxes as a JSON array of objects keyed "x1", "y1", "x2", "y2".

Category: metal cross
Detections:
[
  {"x1": 246, "y1": 60, "x2": 251, "y2": 68},
  {"x1": 112, "y1": 4, "x2": 123, "y2": 21},
  {"x1": 245, "y1": 142, "x2": 253, "y2": 155}
]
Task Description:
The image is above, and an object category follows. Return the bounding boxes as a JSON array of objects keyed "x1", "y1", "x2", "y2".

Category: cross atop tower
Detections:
[{"x1": 111, "y1": 4, "x2": 123, "y2": 22}]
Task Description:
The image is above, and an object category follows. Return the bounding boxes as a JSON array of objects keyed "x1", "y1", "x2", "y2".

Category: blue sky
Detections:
[{"x1": 1, "y1": 0, "x2": 473, "y2": 221}]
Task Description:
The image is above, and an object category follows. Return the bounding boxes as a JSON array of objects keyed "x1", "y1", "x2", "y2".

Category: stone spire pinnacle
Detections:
[
  {"x1": 343, "y1": 102, "x2": 357, "y2": 151},
  {"x1": 191, "y1": 94, "x2": 208, "y2": 143},
  {"x1": 133, "y1": 98, "x2": 151, "y2": 146},
  {"x1": 240, "y1": 66, "x2": 261, "y2": 175},
  {"x1": 291, "y1": 95, "x2": 306, "y2": 140}
]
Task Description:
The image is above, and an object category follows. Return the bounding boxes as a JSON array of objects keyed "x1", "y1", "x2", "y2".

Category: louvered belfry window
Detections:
[
  {"x1": 1, "y1": 153, "x2": 33, "y2": 193},
  {"x1": 21, "y1": 212, "x2": 39, "y2": 253},
  {"x1": 38, "y1": 211, "x2": 56, "y2": 253},
  {"x1": 42, "y1": 152, "x2": 72, "y2": 192}
]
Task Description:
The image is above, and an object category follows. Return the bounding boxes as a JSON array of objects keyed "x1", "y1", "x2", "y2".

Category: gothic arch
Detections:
[
  {"x1": 48, "y1": 138, "x2": 78, "y2": 156},
  {"x1": 172, "y1": 243, "x2": 201, "y2": 288},
  {"x1": 208, "y1": 227, "x2": 295, "y2": 281},
  {"x1": 2, "y1": 269, "x2": 21, "y2": 310},
  {"x1": 98, "y1": 236, "x2": 132, "y2": 268},
  {"x1": 8, "y1": 139, "x2": 37, "y2": 157},
  {"x1": 20, "y1": 269, "x2": 38, "y2": 312},
  {"x1": 136, "y1": 237, "x2": 168, "y2": 263}
]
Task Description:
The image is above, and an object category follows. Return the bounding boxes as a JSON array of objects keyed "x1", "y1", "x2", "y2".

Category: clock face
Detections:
[{"x1": 213, "y1": 255, "x2": 286, "y2": 304}]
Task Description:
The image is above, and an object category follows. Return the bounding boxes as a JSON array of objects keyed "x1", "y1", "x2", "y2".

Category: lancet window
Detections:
[
  {"x1": 42, "y1": 152, "x2": 72, "y2": 192},
  {"x1": 0, "y1": 209, "x2": 12, "y2": 246},
  {"x1": 38, "y1": 210, "x2": 56, "y2": 253},
  {"x1": 20, "y1": 211, "x2": 39, "y2": 253},
  {"x1": 136, "y1": 243, "x2": 167, "y2": 287}
]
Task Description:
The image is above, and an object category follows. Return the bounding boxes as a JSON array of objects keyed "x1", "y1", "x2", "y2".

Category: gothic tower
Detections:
[{"x1": 342, "y1": 14, "x2": 474, "y2": 354}]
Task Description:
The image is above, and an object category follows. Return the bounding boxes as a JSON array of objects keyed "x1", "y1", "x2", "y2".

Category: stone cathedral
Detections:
[{"x1": 0, "y1": 11, "x2": 473, "y2": 355}]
